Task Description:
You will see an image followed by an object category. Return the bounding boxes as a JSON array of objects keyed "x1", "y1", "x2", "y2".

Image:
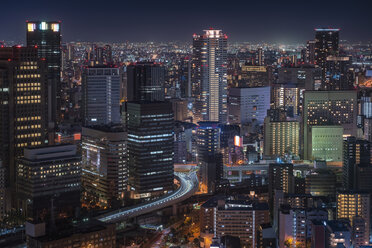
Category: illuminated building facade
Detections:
[
  {"x1": 272, "y1": 84, "x2": 301, "y2": 117},
  {"x1": 336, "y1": 191, "x2": 370, "y2": 246},
  {"x1": 314, "y1": 28, "x2": 340, "y2": 86},
  {"x1": 192, "y1": 29, "x2": 227, "y2": 123},
  {"x1": 82, "y1": 66, "x2": 121, "y2": 127},
  {"x1": 0, "y1": 46, "x2": 48, "y2": 188},
  {"x1": 127, "y1": 102, "x2": 174, "y2": 199},
  {"x1": 16, "y1": 145, "x2": 81, "y2": 221},
  {"x1": 126, "y1": 62, "x2": 165, "y2": 102},
  {"x1": 228, "y1": 86, "x2": 270, "y2": 124},
  {"x1": 82, "y1": 126, "x2": 127, "y2": 208},
  {"x1": 303, "y1": 90, "x2": 357, "y2": 160},
  {"x1": 200, "y1": 196, "x2": 269, "y2": 247},
  {"x1": 264, "y1": 118, "x2": 300, "y2": 157},
  {"x1": 325, "y1": 56, "x2": 354, "y2": 90},
  {"x1": 309, "y1": 125, "x2": 343, "y2": 161},
  {"x1": 26, "y1": 21, "x2": 61, "y2": 129},
  {"x1": 238, "y1": 65, "x2": 272, "y2": 88}
]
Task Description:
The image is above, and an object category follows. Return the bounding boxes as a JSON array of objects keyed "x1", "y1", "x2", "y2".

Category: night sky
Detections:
[{"x1": 1, "y1": 0, "x2": 371, "y2": 43}]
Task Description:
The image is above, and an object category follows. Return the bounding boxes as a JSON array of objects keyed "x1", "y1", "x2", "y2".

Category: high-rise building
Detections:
[
  {"x1": 81, "y1": 126, "x2": 127, "y2": 208},
  {"x1": 238, "y1": 65, "x2": 272, "y2": 88},
  {"x1": 196, "y1": 122, "x2": 222, "y2": 193},
  {"x1": 306, "y1": 40, "x2": 316, "y2": 64},
  {"x1": 303, "y1": 91, "x2": 357, "y2": 159},
  {"x1": 336, "y1": 191, "x2": 370, "y2": 246},
  {"x1": 325, "y1": 56, "x2": 354, "y2": 90},
  {"x1": 228, "y1": 86, "x2": 271, "y2": 124},
  {"x1": 192, "y1": 29, "x2": 227, "y2": 123},
  {"x1": 127, "y1": 102, "x2": 174, "y2": 200},
  {"x1": 277, "y1": 66, "x2": 322, "y2": 91},
  {"x1": 343, "y1": 137, "x2": 372, "y2": 190},
  {"x1": 16, "y1": 145, "x2": 81, "y2": 221},
  {"x1": 314, "y1": 28, "x2": 340, "y2": 86},
  {"x1": 200, "y1": 196, "x2": 269, "y2": 247},
  {"x1": 268, "y1": 163, "x2": 294, "y2": 213},
  {"x1": 264, "y1": 118, "x2": 300, "y2": 158},
  {"x1": 81, "y1": 66, "x2": 121, "y2": 127},
  {"x1": 126, "y1": 62, "x2": 165, "y2": 102},
  {"x1": 26, "y1": 21, "x2": 61, "y2": 129},
  {"x1": 255, "y1": 47, "x2": 264, "y2": 66},
  {"x1": 0, "y1": 46, "x2": 48, "y2": 188},
  {"x1": 272, "y1": 84, "x2": 301, "y2": 117}
]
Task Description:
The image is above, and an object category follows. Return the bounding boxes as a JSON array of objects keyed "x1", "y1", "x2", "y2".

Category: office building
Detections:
[
  {"x1": 16, "y1": 145, "x2": 81, "y2": 221},
  {"x1": 337, "y1": 191, "x2": 370, "y2": 246},
  {"x1": 0, "y1": 46, "x2": 48, "y2": 187},
  {"x1": 364, "y1": 118, "x2": 372, "y2": 142},
  {"x1": 264, "y1": 118, "x2": 300, "y2": 158},
  {"x1": 305, "y1": 169, "x2": 336, "y2": 197},
  {"x1": 308, "y1": 125, "x2": 343, "y2": 162},
  {"x1": 277, "y1": 66, "x2": 322, "y2": 90},
  {"x1": 343, "y1": 137, "x2": 372, "y2": 190},
  {"x1": 81, "y1": 66, "x2": 121, "y2": 126},
  {"x1": 238, "y1": 65, "x2": 272, "y2": 87},
  {"x1": 82, "y1": 126, "x2": 127, "y2": 208},
  {"x1": 127, "y1": 102, "x2": 174, "y2": 200},
  {"x1": 26, "y1": 21, "x2": 61, "y2": 128},
  {"x1": 314, "y1": 28, "x2": 340, "y2": 86},
  {"x1": 200, "y1": 196, "x2": 269, "y2": 247},
  {"x1": 325, "y1": 56, "x2": 354, "y2": 90},
  {"x1": 196, "y1": 122, "x2": 221, "y2": 193},
  {"x1": 303, "y1": 90, "x2": 357, "y2": 160},
  {"x1": 192, "y1": 29, "x2": 228, "y2": 123},
  {"x1": 272, "y1": 84, "x2": 301, "y2": 116},
  {"x1": 126, "y1": 62, "x2": 165, "y2": 102},
  {"x1": 228, "y1": 86, "x2": 270, "y2": 124}
]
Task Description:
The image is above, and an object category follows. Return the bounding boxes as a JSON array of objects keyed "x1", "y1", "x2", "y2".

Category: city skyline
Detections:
[{"x1": 1, "y1": 0, "x2": 372, "y2": 43}]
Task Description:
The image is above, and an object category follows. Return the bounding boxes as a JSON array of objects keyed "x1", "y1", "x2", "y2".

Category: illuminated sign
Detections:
[
  {"x1": 28, "y1": 23, "x2": 36, "y2": 32},
  {"x1": 234, "y1": 136, "x2": 242, "y2": 147},
  {"x1": 51, "y1": 23, "x2": 60, "y2": 32},
  {"x1": 40, "y1": 22, "x2": 47, "y2": 30}
]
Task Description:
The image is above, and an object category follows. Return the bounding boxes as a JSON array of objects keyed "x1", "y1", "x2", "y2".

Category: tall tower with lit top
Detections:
[{"x1": 192, "y1": 29, "x2": 227, "y2": 123}]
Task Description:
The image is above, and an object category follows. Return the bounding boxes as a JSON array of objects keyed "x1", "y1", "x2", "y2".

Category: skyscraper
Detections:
[
  {"x1": 303, "y1": 91, "x2": 357, "y2": 159},
  {"x1": 192, "y1": 29, "x2": 227, "y2": 123},
  {"x1": 126, "y1": 62, "x2": 165, "y2": 102},
  {"x1": 343, "y1": 137, "x2": 372, "y2": 190},
  {"x1": 81, "y1": 66, "x2": 121, "y2": 127},
  {"x1": 0, "y1": 46, "x2": 48, "y2": 188},
  {"x1": 26, "y1": 21, "x2": 61, "y2": 131},
  {"x1": 196, "y1": 122, "x2": 222, "y2": 194},
  {"x1": 314, "y1": 28, "x2": 340, "y2": 87},
  {"x1": 306, "y1": 40, "x2": 316, "y2": 64},
  {"x1": 127, "y1": 102, "x2": 174, "y2": 200},
  {"x1": 82, "y1": 126, "x2": 127, "y2": 208}
]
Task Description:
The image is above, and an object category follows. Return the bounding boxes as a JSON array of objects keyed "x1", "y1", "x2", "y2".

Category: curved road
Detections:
[{"x1": 98, "y1": 171, "x2": 198, "y2": 223}]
